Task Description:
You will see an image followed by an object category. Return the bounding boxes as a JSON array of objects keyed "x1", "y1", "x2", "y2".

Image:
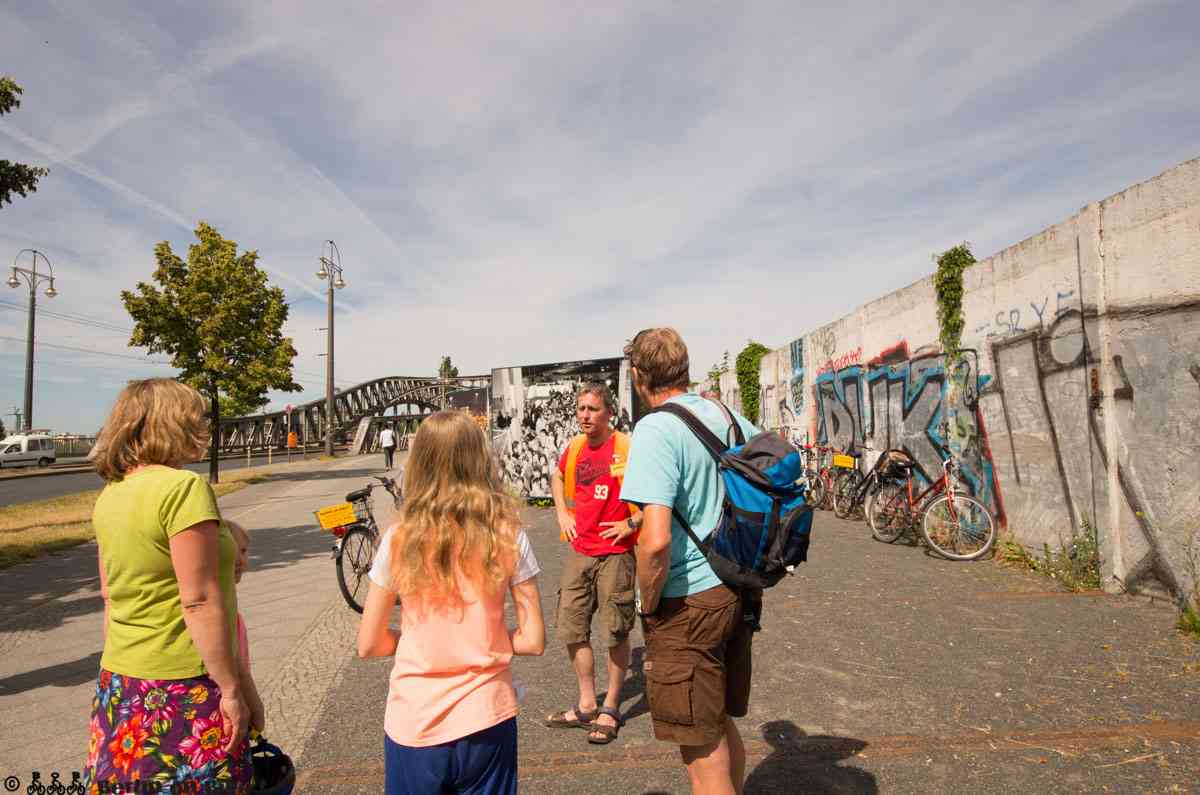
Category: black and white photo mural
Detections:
[{"x1": 491, "y1": 357, "x2": 636, "y2": 498}]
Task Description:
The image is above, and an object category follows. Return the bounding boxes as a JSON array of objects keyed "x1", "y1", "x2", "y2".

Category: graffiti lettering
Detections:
[
  {"x1": 816, "y1": 346, "x2": 863, "y2": 376},
  {"x1": 1030, "y1": 296, "x2": 1049, "y2": 326},
  {"x1": 813, "y1": 347, "x2": 1002, "y2": 520}
]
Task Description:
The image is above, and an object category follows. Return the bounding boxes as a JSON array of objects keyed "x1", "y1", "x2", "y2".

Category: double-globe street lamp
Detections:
[
  {"x1": 7, "y1": 249, "x2": 59, "y2": 431},
  {"x1": 316, "y1": 240, "x2": 345, "y2": 456}
]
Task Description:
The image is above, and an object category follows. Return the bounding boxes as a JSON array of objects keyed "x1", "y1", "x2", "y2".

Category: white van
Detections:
[{"x1": 0, "y1": 432, "x2": 57, "y2": 468}]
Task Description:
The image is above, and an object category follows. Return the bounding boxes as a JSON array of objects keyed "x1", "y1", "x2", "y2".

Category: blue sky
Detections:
[{"x1": 1, "y1": 0, "x2": 1198, "y2": 433}]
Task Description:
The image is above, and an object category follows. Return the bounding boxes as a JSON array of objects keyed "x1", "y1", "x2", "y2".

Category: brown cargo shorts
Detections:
[
  {"x1": 640, "y1": 583, "x2": 754, "y2": 747},
  {"x1": 556, "y1": 548, "x2": 637, "y2": 647}
]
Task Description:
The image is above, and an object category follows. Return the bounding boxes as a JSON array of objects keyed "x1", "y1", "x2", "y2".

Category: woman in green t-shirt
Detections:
[{"x1": 83, "y1": 378, "x2": 258, "y2": 794}]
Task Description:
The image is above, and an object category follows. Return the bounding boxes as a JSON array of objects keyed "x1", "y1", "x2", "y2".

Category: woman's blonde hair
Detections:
[
  {"x1": 388, "y1": 410, "x2": 520, "y2": 604},
  {"x1": 92, "y1": 378, "x2": 210, "y2": 482}
]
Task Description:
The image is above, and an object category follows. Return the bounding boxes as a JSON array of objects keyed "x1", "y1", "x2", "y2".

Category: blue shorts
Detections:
[{"x1": 384, "y1": 716, "x2": 517, "y2": 795}]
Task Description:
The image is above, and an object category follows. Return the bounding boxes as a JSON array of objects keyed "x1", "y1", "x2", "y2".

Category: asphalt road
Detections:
[
  {"x1": 0, "y1": 454, "x2": 308, "y2": 506},
  {"x1": 296, "y1": 509, "x2": 1200, "y2": 794}
]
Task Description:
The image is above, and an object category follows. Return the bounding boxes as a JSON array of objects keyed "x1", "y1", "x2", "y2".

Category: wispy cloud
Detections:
[{"x1": 1, "y1": 0, "x2": 1197, "y2": 431}]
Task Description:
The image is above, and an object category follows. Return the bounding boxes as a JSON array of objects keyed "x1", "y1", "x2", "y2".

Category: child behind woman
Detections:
[
  {"x1": 357, "y1": 410, "x2": 545, "y2": 795},
  {"x1": 225, "y1": 520, "x2": 264, "y2": 729}
]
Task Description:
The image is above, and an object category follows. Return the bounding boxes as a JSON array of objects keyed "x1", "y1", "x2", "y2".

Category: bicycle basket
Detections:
[{"x1": 352, "y1": 499, "x2": 372, "y2": 523}]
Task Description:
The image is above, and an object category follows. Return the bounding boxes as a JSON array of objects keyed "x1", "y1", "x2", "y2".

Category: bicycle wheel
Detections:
[
  {"x1": 336, "y1": 525, "x2": 378, "y2": 613},
  {"x1": 833, "y1": 469, "x2": 864, "y2": 519},
  {"x1": 868, "y1": 482, "x2": 909, "y2": 543},
  {"x1": 804, "y1": 471, "x2": 826, "y2": 509},
  {"x1": 921, "y1": 494, "x2": 996, "y2": 561}
]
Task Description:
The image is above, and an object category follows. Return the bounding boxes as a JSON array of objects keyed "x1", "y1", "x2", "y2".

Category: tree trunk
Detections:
[{"x1": 210, "y1": 389, "x2": 220, "y2": 484}]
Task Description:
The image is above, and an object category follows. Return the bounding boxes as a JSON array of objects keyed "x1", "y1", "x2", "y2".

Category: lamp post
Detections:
[
  {"x1": 316, "y1": 240, "x2": 345, "y2": 456},
  {"x1": 7, "y1": 249, "x2": 58, "y2": 431}
]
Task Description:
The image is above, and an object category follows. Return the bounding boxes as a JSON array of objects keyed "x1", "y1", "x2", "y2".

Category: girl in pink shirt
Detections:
[{"x1": 358, "y1": 410, "x2": 546, "y2": 795}]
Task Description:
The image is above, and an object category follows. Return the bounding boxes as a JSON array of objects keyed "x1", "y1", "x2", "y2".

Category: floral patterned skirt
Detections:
[{"x1": 83, "y1": 668, "x2": 252, "y2": 794}]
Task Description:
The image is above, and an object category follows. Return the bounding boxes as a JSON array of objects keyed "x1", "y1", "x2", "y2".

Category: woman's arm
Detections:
[
  {"x1": 508, "y1": 577, "x2": 545, "y2": 656},
  {"x1": 357, "y1": 581, "x2": 401, "y2": 658},
  {"x1": 170, "y1": 520, "x2": 247, "y2": 752},
  {"x1": 97, "y1": 549, "x2": 110, "y2": 641}
]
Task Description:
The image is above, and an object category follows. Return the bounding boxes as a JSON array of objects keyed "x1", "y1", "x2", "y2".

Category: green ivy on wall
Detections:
[
  {"x1": 736, "y1": 341, "x2": 771, "y2": 423},
  {"x1": 933, "y1": 243, "x2": 976, "y2": 362}
]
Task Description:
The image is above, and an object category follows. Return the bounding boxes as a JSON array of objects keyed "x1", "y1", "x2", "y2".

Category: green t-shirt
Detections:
[{"x1": 94, "y1": 466, "x2": 238, "y2": 679}]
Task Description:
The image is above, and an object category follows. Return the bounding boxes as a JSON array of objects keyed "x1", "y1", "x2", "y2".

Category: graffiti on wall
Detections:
[
  {"x1": 981, "y1": 300, "x2": 1200, "y2": 600},
  {"x1": 973, "y1": 289, "x2": 1077, "y2": 337},
  {"x1": 813, "y1": 342, "x2": 1004, "y2": 522}
]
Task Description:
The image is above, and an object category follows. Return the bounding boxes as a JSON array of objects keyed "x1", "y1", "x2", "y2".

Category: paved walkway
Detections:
[
  {"x1": 2, "y1": 460, "x2": 1198, "y2": 793},
  {"x1": 0, "y1": 452, "x2": 403, "y2": 786}
]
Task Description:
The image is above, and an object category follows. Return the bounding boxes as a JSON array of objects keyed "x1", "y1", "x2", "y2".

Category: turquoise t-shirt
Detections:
[{"x1": 619, "y1": 394, "x2": 759, "y2": 598}]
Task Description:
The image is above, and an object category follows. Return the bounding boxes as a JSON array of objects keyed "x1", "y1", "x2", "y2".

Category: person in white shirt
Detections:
[{"x1": 379, "y1": 426, "x2": 397, "y2": 469}]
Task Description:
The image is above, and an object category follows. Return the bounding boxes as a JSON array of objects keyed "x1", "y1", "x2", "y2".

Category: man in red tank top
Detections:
[{"x1": 544, "y1": 382, "x2": 640, "y2": 744}]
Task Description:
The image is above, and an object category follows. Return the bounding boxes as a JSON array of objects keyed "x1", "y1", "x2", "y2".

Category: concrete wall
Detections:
[{"x1": 750, "y1": 157, "x2": 1200, "y2": 603}]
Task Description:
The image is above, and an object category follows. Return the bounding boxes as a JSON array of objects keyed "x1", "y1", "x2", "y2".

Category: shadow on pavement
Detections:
[
  {"x1": 745, "y1": 720, "x2": 876, "y2": 794},
  {"x1": 244, "y1": 522, "x2": 347, "y2": 575},
  {"x1": 0, "y1": 650, "x2": 102, "y2": 695},
  {"x1": 613, "y1": 645, "x2": 649, "y2": 724},
  {"x1": 235, "y1": 464, "x2": 397, "y2": 487}
]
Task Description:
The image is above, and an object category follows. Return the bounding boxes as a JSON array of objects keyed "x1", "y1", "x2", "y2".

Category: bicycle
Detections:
[
  {"x1": 314, "y1": 474, "x2": 402, "y2": 612},
  {"x1": 796, "y1": 444, "x2": 828, "y2": 508},
  {"x1": 830, "y1": 444, "x2": 890, "y2": 521},
  {"x1": 867, "y1": 455, "x2": 996, "y2": 560}
]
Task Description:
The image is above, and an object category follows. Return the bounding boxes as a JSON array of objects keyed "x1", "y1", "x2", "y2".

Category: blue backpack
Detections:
[{"x1": 652, "y1": 401, "x2": 814, "y2": 590}]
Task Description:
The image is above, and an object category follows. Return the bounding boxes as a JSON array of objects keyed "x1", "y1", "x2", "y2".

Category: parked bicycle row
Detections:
[{"x1": 792, "y1": 432, "x2": 996, "y2": 561}]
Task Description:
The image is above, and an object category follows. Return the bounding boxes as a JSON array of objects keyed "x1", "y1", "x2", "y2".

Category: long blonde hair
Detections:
[
  {"x1": 92, "y1": 378, "x2": 210, "y2": 482},
  {"x1": 388, "y1": 410, "x2": 520, "y2": 604}
]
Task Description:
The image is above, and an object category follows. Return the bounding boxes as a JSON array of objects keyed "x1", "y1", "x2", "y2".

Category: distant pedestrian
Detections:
[
  {"x1": 620, "y1": 328, "x2": 761, "y2": 795},
  {"x1": 85, "y1": 378, "x2": 257, "y2": 794},
  {"x1": 379, "y1": 425, "x2": 397, "y2": 469},
  {"x1": 357, "y1": 410, "x2": 545, "y2": 795}
]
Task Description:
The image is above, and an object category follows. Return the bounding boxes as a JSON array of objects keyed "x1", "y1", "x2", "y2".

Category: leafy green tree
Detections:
[
  {"x1": 706, "y1": 350, "x2": 730, "y2": 393},
  {"x1": 438, "y1": 356, "x2": 459, "y2": 378},
  {"x1": 0, "y1": 418, "x2": 6, "y2": 441},
  {"x1": 933, "y1": 243, "x2": 976, "y2": 362},
  {"x1": 736, "y1": 341, "x2": 771, "y2": 423},
  {"x1": 122, "y1": 223, "x2": 300, "y2": 482},
  {"x1": 0, "y1": 77, "x2": 49, "y2": 208}
]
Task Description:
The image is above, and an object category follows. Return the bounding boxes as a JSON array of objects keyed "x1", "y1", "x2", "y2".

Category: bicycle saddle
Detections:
[{"x1": 345, "y1": 487, "x2": 371, "y2": 503}]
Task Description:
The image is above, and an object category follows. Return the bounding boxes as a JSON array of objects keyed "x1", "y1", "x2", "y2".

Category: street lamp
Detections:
[
  {"x1": 316, "y1": 240, "x2": 345, "y2": 456},
  {"x1": 7, "y1": 249, "x2": 58, "y2": 431}
]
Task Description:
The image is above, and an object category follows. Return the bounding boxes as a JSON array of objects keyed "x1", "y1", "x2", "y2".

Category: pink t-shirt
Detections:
[{"x1": 368, "y1": 527, "x2": 540, "y2": 747}]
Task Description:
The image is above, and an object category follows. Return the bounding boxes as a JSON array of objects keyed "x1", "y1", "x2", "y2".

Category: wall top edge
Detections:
[{"x1": 777, "y1": 155, "x2": 1200, "y2": 349}]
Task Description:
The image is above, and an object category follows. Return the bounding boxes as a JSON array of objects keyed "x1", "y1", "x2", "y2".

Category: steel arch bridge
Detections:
[{"x1": 216, "y1": 375, "x2": 489, "y2": 454}]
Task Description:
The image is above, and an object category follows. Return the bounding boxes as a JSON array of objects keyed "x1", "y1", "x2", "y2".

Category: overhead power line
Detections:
[
  {"x1": 0, "y1": 299, "x2": 134, "y2": 334},
  {"x1": 0, "y1": 334, "x2": 172, "y2": 364}
]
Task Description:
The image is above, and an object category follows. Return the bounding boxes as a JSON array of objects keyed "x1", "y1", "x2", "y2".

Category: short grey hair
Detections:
[{"x1": 577, "y1": 381, "x2": 616, "y2": 414}]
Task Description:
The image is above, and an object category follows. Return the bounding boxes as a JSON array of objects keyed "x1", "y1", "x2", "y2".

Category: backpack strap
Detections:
[
  {"x1": 611, "y1": 432, "x2": 642, "y2": 522},
  {"x1": 705, "y1": 398, "x2": 746, "y2": 447},
  {"x1": 562, "y1": 434, "x2": 588, "y2": 513},
  {"x1": 650, "y1": 403, "x2": 729, "y2": 464},
  {"x1": 648, "y1": 402, "x2": 740, "y2": 555}
]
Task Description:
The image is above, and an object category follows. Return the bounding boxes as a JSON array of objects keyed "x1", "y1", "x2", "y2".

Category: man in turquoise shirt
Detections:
[{"x1": 619, "y1": 327, "x2": 760, "y2": 795}]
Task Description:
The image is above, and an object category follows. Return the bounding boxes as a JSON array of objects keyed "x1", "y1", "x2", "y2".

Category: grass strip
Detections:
[{"x1": 0, "y1": 473, "x2": 266, "y2": 569}]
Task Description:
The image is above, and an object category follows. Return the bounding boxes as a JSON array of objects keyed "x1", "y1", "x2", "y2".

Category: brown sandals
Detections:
[
  {"x1": 544, "y1": 706, "x2": 598, "y2": 729},
  {"x1": 586, "y1": 706, "x2": 625, "y2": 745}
]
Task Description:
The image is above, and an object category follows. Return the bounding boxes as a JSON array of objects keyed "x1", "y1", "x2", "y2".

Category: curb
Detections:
[{"x1": 0, "y1": 447, "x2": 354, "y2": 482}]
